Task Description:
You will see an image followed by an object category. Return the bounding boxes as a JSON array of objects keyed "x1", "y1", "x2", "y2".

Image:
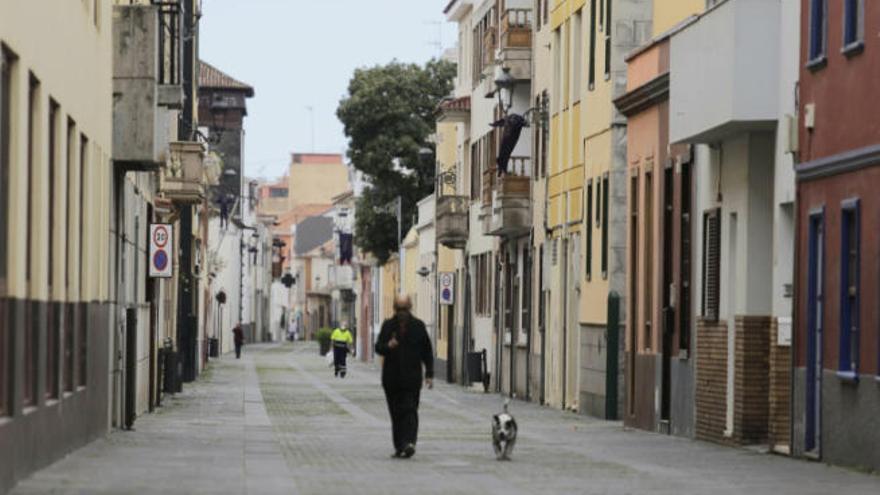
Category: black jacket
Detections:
[{"x1": 375, "y1": 315, "x2": 434, "y2": 390}]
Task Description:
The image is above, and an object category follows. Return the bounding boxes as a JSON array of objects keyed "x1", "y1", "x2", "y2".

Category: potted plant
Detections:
[{"x1": 316, "y1": 327, "x2": 333, "y2": 355}]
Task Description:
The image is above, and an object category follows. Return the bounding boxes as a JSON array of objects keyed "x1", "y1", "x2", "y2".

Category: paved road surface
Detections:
[{"x1": 11, "y1": 343, "x2": 880, "y2": 494}]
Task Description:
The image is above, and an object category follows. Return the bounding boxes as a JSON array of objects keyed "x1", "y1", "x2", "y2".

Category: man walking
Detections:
[
  {"x1": 233, "y1": 323, "x2": 244, "y2": 359},
  {"x1": 330, "y1": 322, "x2": 354, "y2": 378},
  {"x1": 375, "y1": 295, "x2": 433, "y2": 459}
]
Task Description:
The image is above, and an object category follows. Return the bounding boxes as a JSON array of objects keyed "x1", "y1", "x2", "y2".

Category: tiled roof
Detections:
[
  {"x1": 199, "y1": 60, "x2": 254, "y2": 97},
  {"x1": 292, "y1": 153, "x2": 344, "y2": 165},
  {"x1": 439, "y1": 96, "x2": 471, "y2": 112}
]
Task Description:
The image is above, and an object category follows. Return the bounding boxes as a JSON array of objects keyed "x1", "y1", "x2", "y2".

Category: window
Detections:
[
  {"x1": 0, "y1": 301, "x2": 6, "y2": 416},
  {"x1": 808, "y1": 0, "x2": 827, "y2": 63},
  {"x1": 588, "y1": 0, "x2": 597, "y2": 90},
  {"x1": 79, "y1": 135, "x2": 88, "y2": 298},
  {"x1": 572, "y1": 10, "x2": 583, "y2": 102},
  {"x1": 552, "y1": 29, "x2": 561, "y2": 113},
  {"x1": 46, "y1": 100, "x2": 59, "y2": 401},
  {"x1": 839, "y1": 199, "x2": 860, "y2": 377},
  {"x1": 470, "y1": 141, "x2": 481, "y2": 201},
  {"x1": 595, "y1": 176, "x2": 602, "y2": 227},
  {"x1": 585, "y1": 179, "x2": 593, "y2": 280},
  {"x1": 601, "y1": 173, "x2": 609, "y2": 278},
  {"x1": 23, "y1": 304, "x2": 36, "y2": 407},
  {"x1": 604, "y1": 0, "x2": 612, "y2": 78},
  {"x1": 269, "y1": 187, "x2": 288, "y2": 198},
  {"x1": 79, "y1": 302, "x2": 88, "y2": 387},
  {"x1": 473, "y1": 253, "x2": 494, "y2": 317},
  {"x1": 48, "y1": 100, "x2": 58, "y2": 292},
  {"x1": 702, "y1": 208, "x2": 721, "y2": 321},
  {"x1": 0, "y1": 46, "x2": 12, "y2": 295},
  {"x1": 27, "y1": 74, "x2": 39, "y2": 286},
  {"x1": 843, "y1": 0, "x2": 864, "y2": 53},
  {"x1": 66, "y1": 118, "x2": 75, "y2": 290}
]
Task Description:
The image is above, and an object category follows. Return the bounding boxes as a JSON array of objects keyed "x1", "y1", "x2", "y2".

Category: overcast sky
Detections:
[{"x1": 199, "y1": 0, "x2": 457, "y2": 180}]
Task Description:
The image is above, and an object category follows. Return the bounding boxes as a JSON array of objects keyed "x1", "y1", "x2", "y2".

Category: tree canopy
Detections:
[{"x1": 337, "y1": 59, "x2": 456, "y2": 264}]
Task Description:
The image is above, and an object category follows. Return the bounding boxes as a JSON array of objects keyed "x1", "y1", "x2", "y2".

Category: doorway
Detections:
[
  {"x1": 661, "y1": 167, "x2": 674, "y2": 425},
  {"x1": 805, "y1": 210, "x2": 824, "y2": 455}
]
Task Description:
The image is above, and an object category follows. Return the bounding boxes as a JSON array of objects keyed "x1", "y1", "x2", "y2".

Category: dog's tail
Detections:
[{"x1": 503, "y1": 398, "x2": 510, "y2": 413}]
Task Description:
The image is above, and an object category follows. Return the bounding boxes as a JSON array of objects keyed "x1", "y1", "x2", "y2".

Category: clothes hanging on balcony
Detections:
[
  {"x1": 491, "y1": 113, "x2": 527, "y2": 175},
  {"x1": 339, "y1": 232, "x2": 354, "y2": 265}
]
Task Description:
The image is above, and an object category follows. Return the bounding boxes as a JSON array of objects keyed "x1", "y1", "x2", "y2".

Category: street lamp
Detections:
[
  {"x1": 494, "y1": 67, "x2": 516, "y2": 115},
  {"x1": 416, "y1": 266, "x2": 431, "y2": 278}
]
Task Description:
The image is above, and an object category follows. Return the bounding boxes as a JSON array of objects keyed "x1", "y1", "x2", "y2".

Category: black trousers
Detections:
[
  {"x1": 235, "y1": 343, "x2": 242, "y2": 359},
  {"x1": 384, "y1": 387, "x2": 421, "y2": 451},
  {"x1": 333, "y1": 345, "x2": 348, "y2": 375}
]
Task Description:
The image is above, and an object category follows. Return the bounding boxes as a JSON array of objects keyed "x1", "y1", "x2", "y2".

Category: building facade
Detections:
[
  {"x1": 792, "y1": 0, "x2": 880, "y2": 471},
  {"x1": 669, "y1": 0, "x2": 796, "y2": 447},
  {"x1": 614, "y1": 0, "x2": 703, "y2": 436},
  {"x1": 0, "y1": 1, "x2": 113, "y2": 490}
]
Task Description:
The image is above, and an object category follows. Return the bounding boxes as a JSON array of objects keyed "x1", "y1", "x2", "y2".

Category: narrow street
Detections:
[{"x1": 11, "y1": 343, "x2": 879, "y2": 495}]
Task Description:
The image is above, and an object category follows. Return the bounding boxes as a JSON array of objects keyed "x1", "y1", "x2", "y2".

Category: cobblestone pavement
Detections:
[{"x1": 12, "y1": 343, "x2": 880, "y2": 495}]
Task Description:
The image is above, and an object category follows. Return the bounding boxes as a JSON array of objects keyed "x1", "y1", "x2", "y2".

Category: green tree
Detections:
[{"x1": 337, "y1": 59, "x2": 456, "y2": 264}]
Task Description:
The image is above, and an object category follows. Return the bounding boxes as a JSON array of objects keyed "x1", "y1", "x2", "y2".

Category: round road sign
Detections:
[{"x1": 153, "y1": 225, "x2": 169, "y2": 248}]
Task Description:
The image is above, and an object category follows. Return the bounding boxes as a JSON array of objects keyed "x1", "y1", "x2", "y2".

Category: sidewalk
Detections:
[{"x1": 10, "y1": 342, "x2": 879, "y2": 495}]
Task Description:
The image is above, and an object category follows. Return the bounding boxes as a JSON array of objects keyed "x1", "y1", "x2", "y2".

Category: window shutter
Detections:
[{"x1": 702, "y1": 208, "x2": 721, "y2": 322}]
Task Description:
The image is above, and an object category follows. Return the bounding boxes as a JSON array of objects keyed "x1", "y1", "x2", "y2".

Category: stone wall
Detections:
[
  {"x1": 695, "y1": 318, "x2": 728, "y2": 442},
  {"x1": 768, "y1": 318, "x2": 791, "y2": 452}
]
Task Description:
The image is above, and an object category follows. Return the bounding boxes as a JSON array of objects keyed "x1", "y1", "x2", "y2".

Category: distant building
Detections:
[{"x1": 288, "y1": 153, "x2": 351, "y2": 210}]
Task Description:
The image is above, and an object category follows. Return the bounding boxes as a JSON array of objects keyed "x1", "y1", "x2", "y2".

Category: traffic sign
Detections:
[
  {"x1": 439, "y1": 272, "x2": 454, "y2": 305},
  {"x1": 149, "y1": 224, "x2": 173, "y2": 278}
]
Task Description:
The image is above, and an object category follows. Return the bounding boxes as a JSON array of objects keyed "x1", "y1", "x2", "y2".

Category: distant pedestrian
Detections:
[
  {"x1": 330, "y1": 322, "x2": 354, "y2": 378},
  {"x1": 233, "y1": 323, "x2": 244, "y2": 359},
  {"x1": 375, "y1": 295, "x2": 433, "y2": 459}
]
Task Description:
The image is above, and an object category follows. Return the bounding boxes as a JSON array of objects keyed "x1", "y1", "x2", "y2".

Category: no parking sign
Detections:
[
  {"x1": 439, "y1": 272, "x2": 454, "y2": 306},
  {"x1": 149, "y1": 224, "x2": 173, "y2": 278}
]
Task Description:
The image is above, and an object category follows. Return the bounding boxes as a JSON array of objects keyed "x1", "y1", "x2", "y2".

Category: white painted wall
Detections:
[
  {"x1": 772, "y1": 0, "x2": 799, "y2": 320},
  {"x1": 670, "y1": 0, "x2": 780, "y2": 143}
]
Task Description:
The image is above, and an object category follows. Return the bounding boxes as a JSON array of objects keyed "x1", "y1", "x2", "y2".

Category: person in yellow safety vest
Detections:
[{"x1": 331, "y1": 322, "x2": 354, "y2": 378}]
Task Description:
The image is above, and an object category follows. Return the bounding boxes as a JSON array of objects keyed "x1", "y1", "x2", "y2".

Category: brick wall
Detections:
[
  {"x1": 696, "y1": 318, "x2": 728, "y2": 443},
  {"x1": 768, "y1": 318, "x2": 791, "y2": 451},
  {"x1": 733, "y1": 316, "x2": 771, "y2": 444}
]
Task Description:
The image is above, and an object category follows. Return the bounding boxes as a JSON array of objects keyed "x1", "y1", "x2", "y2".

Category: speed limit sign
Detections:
[{"x1": 149, "y1": 224, "x2": 173, "y2": 278}]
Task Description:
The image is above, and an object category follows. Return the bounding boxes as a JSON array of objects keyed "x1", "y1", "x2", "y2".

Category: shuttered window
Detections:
[
  {"x1": 585, "y1": 180, "x2": 593, "y2": 280},
  {"x1": 588, "y1": 0, "x2": 597, "y2": 90},
  {"x1": 601, "y1": 173, "x2": 609, "y2": 278},
  {"x1": 702, "y1": 208, "x2": 721, "y2": 322},
  {"x1": 603, "y1": 0, "x2": 612, "y2": 78}
]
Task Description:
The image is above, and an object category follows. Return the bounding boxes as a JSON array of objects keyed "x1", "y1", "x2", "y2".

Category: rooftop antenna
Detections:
[
  {"x1": 306, "y1": 105, "x2": 315, "y2": 152},
  {"x1": 424, "y1": 20, "x2": 442, "y2": 58}
]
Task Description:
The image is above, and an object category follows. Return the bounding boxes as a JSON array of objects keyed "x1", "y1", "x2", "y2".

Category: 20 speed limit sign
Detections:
[{"x1": 149, "y1": 224, "x2": 173, "y2": 278}]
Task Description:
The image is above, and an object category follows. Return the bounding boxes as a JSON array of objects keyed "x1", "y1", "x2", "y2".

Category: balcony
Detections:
[
  {"x1": 482, "y1": 157, "x2": 532, "y2": 238},
  {"x1": 436, "y1": 195, "x2": 469, "y2": 249},
  {"x1": 499, "y1": 8, "x2": 532, "y2": 81},
  {"x1": 112, "y1": 3, "x2": 184, "y2": 169},
  {"x1": 669, "y1": 0, "x2": 780, "y2": 144},
  {"x1": 160, "y1": 141, "x2": 206, "y2": 204}
]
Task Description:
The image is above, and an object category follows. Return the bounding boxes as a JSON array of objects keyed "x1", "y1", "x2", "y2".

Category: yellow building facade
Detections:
[{"x1": 0, "y1": 1, "x2": 114, "y2": 490}]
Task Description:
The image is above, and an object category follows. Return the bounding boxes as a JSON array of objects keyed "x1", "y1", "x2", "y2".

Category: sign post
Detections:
[
  {"x1": 149, "y1": 224, "x2": 173, "y2": 278},
  {"x1": 439, "y1": 272, "x2": 454, "y2": 306}
]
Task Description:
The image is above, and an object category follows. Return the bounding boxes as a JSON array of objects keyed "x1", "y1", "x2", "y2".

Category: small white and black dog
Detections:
[{"x1": 491, "y1": 399, "x2": 518, "y2": 460}]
